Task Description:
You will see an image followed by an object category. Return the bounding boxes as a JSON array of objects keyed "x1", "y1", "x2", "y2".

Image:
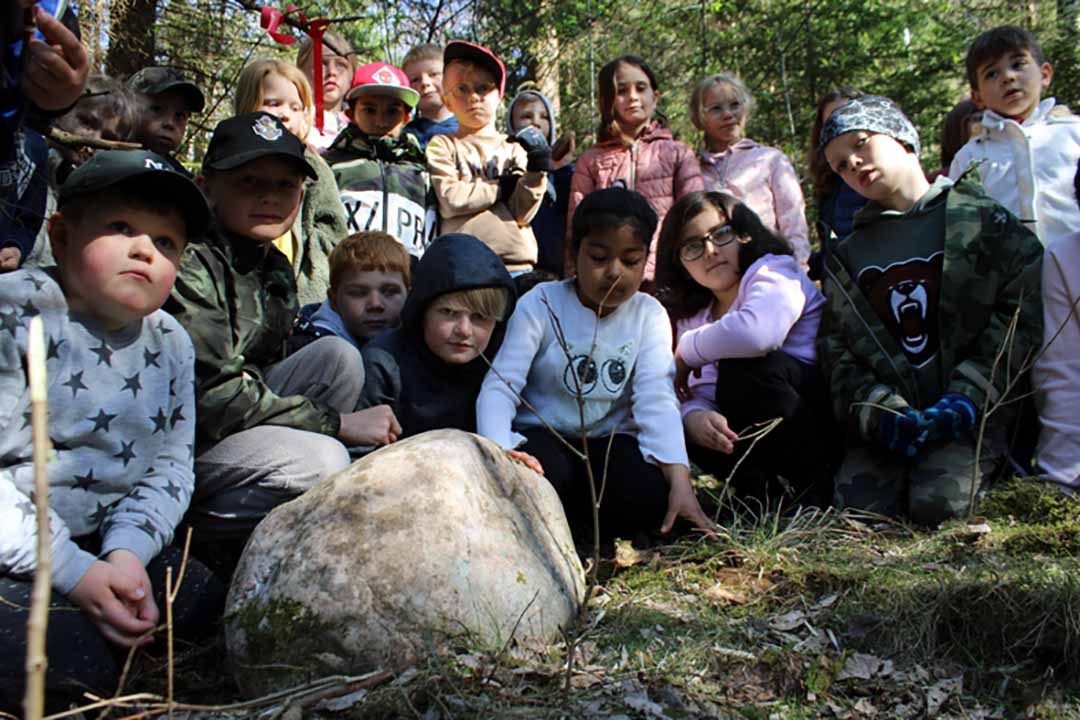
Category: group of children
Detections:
[{"x1": 1, "y1": 17, "x2": 1079, "y2": 709}]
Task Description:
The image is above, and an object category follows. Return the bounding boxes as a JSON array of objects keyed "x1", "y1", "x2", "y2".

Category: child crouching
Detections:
[
  {"x1": 0, "y1": 151, "x2": 224, "y2": 712},
  {"x1": 819, "y1": 95, "x2": 1044, "y2": 525},
  {"x1": 477, "y1": 187, "x2": 714, "y2": 543}
]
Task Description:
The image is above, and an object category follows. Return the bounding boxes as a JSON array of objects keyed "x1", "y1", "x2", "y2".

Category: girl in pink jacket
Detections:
[
  {"x1": 691, "y1": 73, "x2": 810, "y2": 270},
  {"x1": 655, "y1": 191, "x2": 839, "y2": 510},
  {"x1": 568, "y1": 55, "x2": 703, "y2": 280}
]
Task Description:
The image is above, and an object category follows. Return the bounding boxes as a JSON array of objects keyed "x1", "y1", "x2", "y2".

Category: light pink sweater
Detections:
[
  {"x1": 1035, "y1": 232, "x2": 1080, "y2": 488},
  {"x1": 699, "y1": 139, "x2": 810, "y2": 269},
  {"x1": 675, "y1": 253, "x2": 824, "y2": 417}
]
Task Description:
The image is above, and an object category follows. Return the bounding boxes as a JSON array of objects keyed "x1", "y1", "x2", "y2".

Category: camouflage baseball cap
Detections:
[
  {"x1": 59, "y1": 150, "x2": 211, "y2": 237},
  {"x1": 127, "y1": 66, "x2": 205, "y2": 113}
]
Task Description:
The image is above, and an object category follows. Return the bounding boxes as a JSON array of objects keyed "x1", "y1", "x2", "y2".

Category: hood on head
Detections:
[
  {"x1": 402, "y1": 233, "x2": 518, "y2": 333},
  {"x1": 507, "y1": 89, "x2": 557, "y2": 146}
]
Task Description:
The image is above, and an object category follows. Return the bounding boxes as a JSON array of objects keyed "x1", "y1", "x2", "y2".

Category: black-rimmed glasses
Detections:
[{"x1": 679, "y1": 224, "x2": 735, "y2": 262}]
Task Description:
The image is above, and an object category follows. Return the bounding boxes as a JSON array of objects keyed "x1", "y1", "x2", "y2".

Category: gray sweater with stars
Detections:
[{"x1": 0, "y1": 267, "x2": 196, "y2": 595}]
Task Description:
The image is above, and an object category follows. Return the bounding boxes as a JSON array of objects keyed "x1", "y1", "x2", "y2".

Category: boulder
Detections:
[{"x1": 224, "y1": 429, "x2": 585, "y2": 697}]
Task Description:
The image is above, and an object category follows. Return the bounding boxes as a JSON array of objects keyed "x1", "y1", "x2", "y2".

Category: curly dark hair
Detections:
[
  {"x1": 655, "y1": 191, "x2": 793, "y2": 321},
  {"x1": 807, "y1": 87, "x2": 864, "y2": 205}
]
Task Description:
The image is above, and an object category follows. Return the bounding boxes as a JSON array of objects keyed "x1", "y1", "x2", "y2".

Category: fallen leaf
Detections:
[
  {"x1": 704, "y1": 582, "x2": 749, "y2": 605},
  {"x1": 315, "y1": 689, "x2": 368, "y2": 712},
  {"x1": 925, "y1": 676, "x2": 962, "y2": 715},
  {"x1": 768, "y1": 610, "x2": 806, "y2": 632},
  {"x1": 623, "y1": 689, "x2": 671, "y2": 719},
  {"x1": 837, "y1": 652, "x2": 885, "y2": 681},
  {"x1": 615, "y1": 539, "x2": 643, "y2": 568},
  {"x1": 853, "y1": 698, "x2": 878, "y2": 716}
]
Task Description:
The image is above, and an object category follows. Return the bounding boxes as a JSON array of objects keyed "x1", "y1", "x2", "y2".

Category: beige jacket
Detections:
[{"x1": 427, "y1": 131, "x2": 545, "y2": 272}]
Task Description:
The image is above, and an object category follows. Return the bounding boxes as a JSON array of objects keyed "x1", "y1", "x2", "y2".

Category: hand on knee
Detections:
[
  {"x1": 339, "y1": 405, "x2": 402, "y2": 446},
  {"x1": 69, "y1": 555, "x2": 158, "y2": 647}
]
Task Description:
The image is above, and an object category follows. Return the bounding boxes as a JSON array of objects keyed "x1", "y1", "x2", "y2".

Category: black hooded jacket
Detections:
[{"x1": 358, "y1": 234, "x2": 517, "y2": 438}]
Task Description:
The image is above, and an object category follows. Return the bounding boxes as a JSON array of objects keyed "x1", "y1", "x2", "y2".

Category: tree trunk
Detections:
[
  {"x1": 106, "y1": 0, "x2": 158, "y2": 78},
  {"x1": 534, "y1": 0, "x2": 561, "y2": 116}
]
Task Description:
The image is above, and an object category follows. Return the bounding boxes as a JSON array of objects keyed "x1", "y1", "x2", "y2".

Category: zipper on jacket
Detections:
[
  {"x1": 379, "y1": 156, "x2": 389, "y2": 231},
  {"x1": 630, "y1": 142, "x2": 637, "y2": 191}
]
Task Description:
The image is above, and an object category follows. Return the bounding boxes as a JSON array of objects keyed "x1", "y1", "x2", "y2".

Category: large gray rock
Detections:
[{"x1": 224, "y1": 429, "x2": 585, "y2": 697}]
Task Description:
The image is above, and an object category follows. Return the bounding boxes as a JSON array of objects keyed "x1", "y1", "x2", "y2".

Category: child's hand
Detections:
[
  {"x1": 339, "y1": 405, "x2": 402, "y2": 447},
  {"x1": 69, "y1": 554, "x2": 157, "y2": 647},
  {"x1": 673, "y1": 351, "x2": 701, "y2": 402},
  {"x1": 0, "y1": 248, "x2": 22, "y2": 272},
  {"x1": 875, "y1": 406, "x2": 929, "y2": 457},
  {"x1": 923, "y1": 393, "x2": 978, "y2": 443},
  {"x1": 23, "y1": 5, "x2": 90, "y2": 112},
  {"x1": 684, "y1": 410, "x2": 737, "y2": 454},
  {"x1": 505, "y1": 449, "x2": 544, "y2": 476},
  {"x1": 552, "y1": 131, "x2": 575, "y2": 169},
  {"x1": 511, "y1": 127, "x2": 553, "y2": 173},
  {"x1": 659, "y1": 464, "x2": 718, "y2": 539}
]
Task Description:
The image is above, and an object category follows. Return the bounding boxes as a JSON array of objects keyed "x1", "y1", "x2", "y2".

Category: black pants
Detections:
[
  {"x1": 0, "y1": 544, "x2": 225, "y2": 714},
  {"x1": 521, "y1": 428, "x2": 669, "y2": 542},
  {"x1": 690, "y1": 351, "x2": 840, "y2": 507}
]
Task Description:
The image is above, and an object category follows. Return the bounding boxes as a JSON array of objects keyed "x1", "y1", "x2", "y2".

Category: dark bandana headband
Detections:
[{"x1": 819, "y1": 94, "x2": 921, "y2": 155}]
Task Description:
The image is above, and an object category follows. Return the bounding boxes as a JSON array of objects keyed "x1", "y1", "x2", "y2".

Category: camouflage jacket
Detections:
[
  {"x1": 324, "y1": 127, "x2": 436, "y2": 256},
  {"x1": 164, "y1": 226, "x2": 339, "y2": 451},
  {"x1": 818, "y1": 174, "x2": 1044, "y2": 440}
]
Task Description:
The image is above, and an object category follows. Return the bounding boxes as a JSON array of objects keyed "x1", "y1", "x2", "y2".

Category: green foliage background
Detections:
[{"x1": 96, "y1": 0, "x2": 1080, "y2": 179}]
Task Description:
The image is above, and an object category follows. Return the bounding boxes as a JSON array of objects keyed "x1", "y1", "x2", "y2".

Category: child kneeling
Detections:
[
  {"x1": 0, "y1": 151, "x2": 224, "y2": 711},
  {"x1": 655, "y1": 191, "x2": 838, "y2": 508},
  {"x1": 819, "y1": 96, "x2": 1044, "y2": 525},
  {"x1": 477, "y1": 188, "x2": 713, "y2": 542}
]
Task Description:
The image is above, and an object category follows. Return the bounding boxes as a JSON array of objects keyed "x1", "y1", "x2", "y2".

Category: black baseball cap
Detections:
[
  {"x1": 202, "y1": 112, "x2": 318, "y2": 180},
  {"x1": 444, "y1": 40, "x2": 506, "y2": 98},
  {"x1": 127, "y1": 67, "x2": 205, "y2": 113},
  {"x1": 59, "y1": 150, "x2": 211, "y2": 237}
]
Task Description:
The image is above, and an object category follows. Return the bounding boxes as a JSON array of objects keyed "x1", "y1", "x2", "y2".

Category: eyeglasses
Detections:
[
  {"x1": 448, "y1": 81, "x2": 497, "y2": 99},
  {"x1": 704, "y1": 101, "x2": 742, "y2": 116},
  {"x1": 679, "y1": 224, "x2": 736, "y2": 262}
]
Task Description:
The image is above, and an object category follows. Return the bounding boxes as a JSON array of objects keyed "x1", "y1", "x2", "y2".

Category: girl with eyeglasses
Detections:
[
  {"x1": 655, "y1": 191, "x2": 839, "y2": 510},
  {"x1": 690, "y1": 74, "x2": 810, "y2": 271}
]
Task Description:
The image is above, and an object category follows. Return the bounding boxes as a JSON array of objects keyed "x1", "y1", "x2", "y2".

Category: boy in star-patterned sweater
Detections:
[{"x1": 0, "y1": 151, "x2": 225, "y2": 713}]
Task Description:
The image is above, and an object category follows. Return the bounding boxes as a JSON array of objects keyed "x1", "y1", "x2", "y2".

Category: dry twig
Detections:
[{"x1": 24, "y1": 316, "x2": 51, "y2": 720}]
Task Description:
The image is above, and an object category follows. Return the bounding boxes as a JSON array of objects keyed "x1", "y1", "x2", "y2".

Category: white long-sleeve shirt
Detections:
[
  {"x1": 0, "y1": 267, "x2": 196, "y2": 594},
  {"x1": 477, "y1": 280, "x2": 688, "y2": 468},
  {"x1": 949, "y1": 98, "x2": 1080, "y2": 248}
]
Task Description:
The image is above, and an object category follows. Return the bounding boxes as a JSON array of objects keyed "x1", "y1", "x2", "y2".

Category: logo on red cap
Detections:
[{"x1": 372, "y1": 66, "x2": 400, "y2": 86}]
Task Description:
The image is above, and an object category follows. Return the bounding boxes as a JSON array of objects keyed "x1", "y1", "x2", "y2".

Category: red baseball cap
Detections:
[
  {"x1": 444, "y1": 40, "x2": 506, "y2": 98},
  {"x1": 345, "y1": 62, "x2": 419, "y2": 108}
]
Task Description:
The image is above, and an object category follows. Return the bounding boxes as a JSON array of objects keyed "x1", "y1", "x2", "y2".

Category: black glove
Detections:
[
  {"x1": 511, "y1": 126, "x2": 552, "y2": 173},
  {"x1": 497, "y1": 172, "x2": 520, "y2": 202}
]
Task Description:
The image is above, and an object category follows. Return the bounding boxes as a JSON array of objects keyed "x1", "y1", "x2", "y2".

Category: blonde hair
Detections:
[
  {"x1": 296, "y1": 30, "x2": 356, "y2": 73},
  {"x1": 234, "y1": 59, "x2": 314, "y2": 140},
  {"x1": 437, "y1": 286, "x2": 509, "y2": 321},
  {"x1": 402, "y1": 43, "x2": 443, "y2": 70},
  {"x1": 689, "y1": 73, "x2": 754, "y2": 131}
]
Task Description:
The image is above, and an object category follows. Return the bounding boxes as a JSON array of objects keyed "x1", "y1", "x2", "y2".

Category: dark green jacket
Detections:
[
  {"x1": 324, "y1": 126, "x2": 436, "y2": 256},
  {"x1": 165, "y1": 226, "x2": 339, "y2": 451},
  {"x1": 293, "y1": 148, "x2": 348, "y2": 306},
  {"x1": 818, "y1": 174, "x2": 1044, "y2": 441}
]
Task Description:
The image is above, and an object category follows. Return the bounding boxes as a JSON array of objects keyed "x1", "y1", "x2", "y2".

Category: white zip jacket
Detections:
[{"x1": 949, "y1": 98, "x2": 1080, "y2": 248}]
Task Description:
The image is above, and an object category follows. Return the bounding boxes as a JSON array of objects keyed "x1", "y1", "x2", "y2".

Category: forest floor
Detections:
[{"x1": 86, "y1": 476, "x2": 1080, "y2": 719}]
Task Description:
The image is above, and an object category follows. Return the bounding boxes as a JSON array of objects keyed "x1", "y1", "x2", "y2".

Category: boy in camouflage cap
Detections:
[
  {"x1": 127, "y1": 66, "x2": 205, "y2": 173},
  {"x1": 818, "y1": 95, "x2": 1044, "y2": 525}
]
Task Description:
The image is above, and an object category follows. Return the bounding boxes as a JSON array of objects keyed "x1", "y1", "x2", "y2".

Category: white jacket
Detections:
[{"x1": 949, "y1": 98, "x2": 1080, "y2": 248}]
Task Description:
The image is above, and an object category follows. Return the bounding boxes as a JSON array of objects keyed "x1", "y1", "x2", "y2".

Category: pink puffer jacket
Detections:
[{"x1": 568, "y1": 122, "x2": 703, "y2": 279}]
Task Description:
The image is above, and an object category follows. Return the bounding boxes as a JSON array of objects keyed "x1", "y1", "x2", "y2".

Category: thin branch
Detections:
[{"x1": 24, "y1": 317, "x2": 50, "y2": 720}]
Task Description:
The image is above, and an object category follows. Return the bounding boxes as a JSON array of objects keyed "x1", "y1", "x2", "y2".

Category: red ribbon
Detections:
[{"x1": 260, "y1": 5, "x2": 330, "y2": 133}]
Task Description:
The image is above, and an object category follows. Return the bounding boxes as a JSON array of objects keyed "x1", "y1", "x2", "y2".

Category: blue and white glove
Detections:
[
  {"x1": 923, "y1": 393, "x2": 978, "y2": 443},
  {"x1": 876, "y1": 406, "x2": 929, "y2": 457}
]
